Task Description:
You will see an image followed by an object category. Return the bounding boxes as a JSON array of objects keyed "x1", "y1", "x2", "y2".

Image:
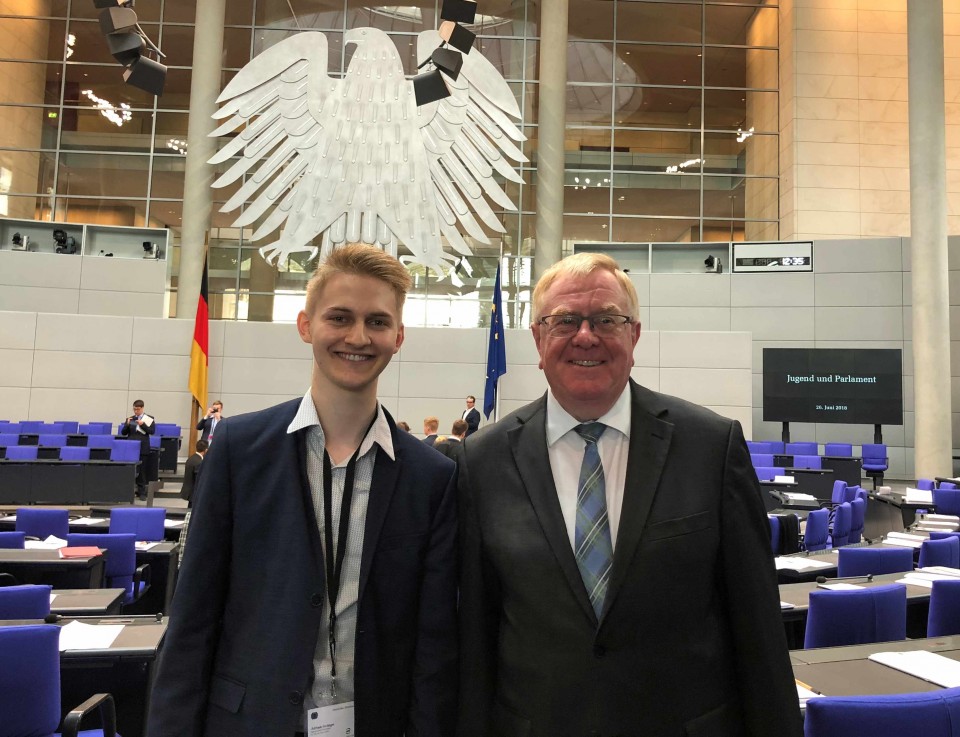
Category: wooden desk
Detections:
[
  {"x1": 0, "y1": 548, "x2": 105, "y2": 588},
  {"x1": 51, "y1": 588, "x2": 124, "y2": 616},
  {"x1": 127, "y1": 541, "x2": 179, "y2": 615}
]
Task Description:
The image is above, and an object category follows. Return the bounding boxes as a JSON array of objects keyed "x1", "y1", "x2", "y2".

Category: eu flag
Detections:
[{"x1": 484, "y1": 264, "x2": 507, "y2": 420}]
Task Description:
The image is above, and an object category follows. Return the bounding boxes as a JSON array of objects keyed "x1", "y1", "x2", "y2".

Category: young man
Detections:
[
  {"x1": 179, "y1": 438, "x2": 208, "y2": 507},
  {"x1": 461, "y1": 396, "x2": 480, "y2": 436},
  {"x1": 433, "y1": 419, "x2": 467, "y2": 460},
  {"x1": 457, "y1": 253, "x2": 801, "y2": 737},
  {"x1": 196, "y1": 400, "x2": 223, "y2": 444},
  {"x1": 422, "y1": 416, "x2": 440, "y2": 446},
  {"x1": 148, "y1": 245, "x2": 458, "y2": 737},
  {"x1": 119, "y1": 399, "x2": 155, "y2": 500}
]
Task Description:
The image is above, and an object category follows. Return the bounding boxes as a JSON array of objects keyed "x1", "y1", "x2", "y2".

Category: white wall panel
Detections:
[
  {"x1": 649, "y1": 274, "x2": 731, "y2": 307},
  {"x1": 29, "y1": 388, "x2": 129, "y2": 423},
  {"x1": 220, "y1": 357, "x2": 314, "y2": 395},
  {"x1": 400, "y1": 327, "x2": 487, "y2": 364},
  {"x1": 79, "y1": 290, "x2": 163, "y2": 318},
  {"x1": 732, "y1": 307, "x2": 816, "y2": 341},
  {"x1": 223, "y1": 321, "x2": 308, "y2": 359},
  {"x1": 35, "y1": 314, "x2": 133, "y2": 353},
  {"x1": 814, "y1": 237, "x2": 902, "y2": 272},
  {"x1": 129, "y1": 354, "x2": 191, "y2": 394},
  {"x1": 0, "y1": 287, "x2": 79, "y2": 313},
  {"x1": 660, "y1": 332, "x2": 752, "y2": 369},
  {"x1": 649, "y1": 307, "x2": 731, "y2": 332},
  {"x1": 0, "y1": 387, "x2": 29, "y2": 419},
  {"x1": 815, "y1": 272, "x2": 903, "y2": 306},
  {"x1": 0, "y1": 252, "x2": 81, "y2": 289},
  {"x1": 815, "y1": 306, "x2": 904, "y2": 341},
  {"x1": 131, "y1": 318, "x2": 193, "y2": 355},
  {"x1": 730, "y1": 273, "x2": 814, "y2": 307},
  {"x1": 0, "y1": 349, "x2": 33, "y2": 387},
  {"x1": 660, "y1": 368, "x2": 752, "y2": 408},
  {"x1": 79, "y1": 257, "x2": 166, "y2": 293},
  {"x1": 398, "y1": 362, "x2": 487, "y2": 399},
  {"x1": 0, "y1": 312, "x2": 37, "y2": 350},
  {"x1": 32, "y1": 351, "x2": 130, "y2": 391}
]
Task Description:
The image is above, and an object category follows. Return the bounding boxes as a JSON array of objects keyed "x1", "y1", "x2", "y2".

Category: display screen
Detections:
[
  {"x1": 763, "y1": 348, "x2": 903, "y2": 425},
  {"x1": 735, "y1": 256, "x2": 811, "y2": 267}
]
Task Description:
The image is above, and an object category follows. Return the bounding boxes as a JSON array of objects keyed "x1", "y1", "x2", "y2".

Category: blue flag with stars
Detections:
[{"x1": 484, "y1": 264, "x2": 507, "y2": 420}]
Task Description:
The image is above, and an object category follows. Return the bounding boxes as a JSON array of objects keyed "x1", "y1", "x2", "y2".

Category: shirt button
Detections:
[
  {"x1": 310, "y1": 593, "x2": 323, "y2": 607},
  {"x1": 289, "y1": 690, "x2": 304, "y2": 705},
  {"x1": 593, "y1": 644, "x2": 606, "y2": 659}
]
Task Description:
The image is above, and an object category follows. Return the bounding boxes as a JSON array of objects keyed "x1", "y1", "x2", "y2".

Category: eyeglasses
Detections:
[{"x1": 538, "y1": 313, "x2": 634, "y2": 337}]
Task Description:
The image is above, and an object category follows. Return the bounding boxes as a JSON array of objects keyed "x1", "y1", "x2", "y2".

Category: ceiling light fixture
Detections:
[{"x1": 82, "y1": 88, "x2": 132, "y2": 126}]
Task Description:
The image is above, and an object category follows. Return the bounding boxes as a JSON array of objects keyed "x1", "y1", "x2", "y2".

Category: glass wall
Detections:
[{"x1": 0, "y1": 0, "x2": 777, "y2": 327}]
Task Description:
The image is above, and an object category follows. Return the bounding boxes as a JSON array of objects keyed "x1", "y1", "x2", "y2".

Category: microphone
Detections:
[
  {"x1": 44, "y1": 613, "x2": 60, "y2": 624},
  {"x1": 815, "y1": 574, "x2": 874, "y2": 584}
]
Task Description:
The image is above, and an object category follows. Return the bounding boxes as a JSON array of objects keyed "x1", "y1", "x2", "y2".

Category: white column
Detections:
[
  {"x1": 177, "y1": 0, "x2": 226, "y2": 318},
  {"x1": 533, "y1": 0, "x2": 568, "y2": 279},
  {"x1": 908, "y1": 0, "x2": 953, "y2": 478}
]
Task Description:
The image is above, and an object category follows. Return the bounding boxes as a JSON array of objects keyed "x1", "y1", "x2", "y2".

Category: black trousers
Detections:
[{"x1": 136, "y1": 454, "x2": 148, "y2": 497}]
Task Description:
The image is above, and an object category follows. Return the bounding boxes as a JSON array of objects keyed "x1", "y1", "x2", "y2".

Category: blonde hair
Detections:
[
  {"x1": 424, "y1": 416, "x2": 439, "y2": 433},
  {"x1": 532, "y1": 252, "x2": 639, "y2": 321},
  {"x1": 305, "y1": 244, "x2": 412, "y2": 315}
]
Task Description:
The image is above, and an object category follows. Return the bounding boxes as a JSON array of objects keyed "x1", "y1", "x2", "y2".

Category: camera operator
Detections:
[{"x1": 196, "y1": 400, "x2": 223, "y2": 444}]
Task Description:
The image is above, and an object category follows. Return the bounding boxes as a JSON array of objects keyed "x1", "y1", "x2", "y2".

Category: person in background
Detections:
[
  {"x1": 433, "y1": 419, "x2": 467, "y2": 460},
  {"x1": 461, "y1": 395, "x2": 480, "y2": 436},
  {"x1": 120, "y1": 399, "x2": 155, "y2": 501},
  {"x1": 422, "y1": 416, "x2": 439, "y2": 446},
  {"x1": 180, "y1": 438, "x2": 208, "y2": 508},
  {"x1": 196, "y1": 400, "x2": 224, "y2": 444},
  {"x1": 397, "y1": 420, "x2": 411, "y2": 432}
]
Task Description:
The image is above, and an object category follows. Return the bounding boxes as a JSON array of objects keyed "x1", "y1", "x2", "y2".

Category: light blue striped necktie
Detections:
[{"x1": 574, "y1": 422, "x2": 613, "y2": 618}]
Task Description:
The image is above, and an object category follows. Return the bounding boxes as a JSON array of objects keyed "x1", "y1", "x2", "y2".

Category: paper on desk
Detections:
[
  {"x1": 887, "y1": 531, "x2": 928, "y2": 541},
  {"x1": 919, "y1": 566, "x2": 960, "y2": 577},
  {"x1": 926, "y1": 514, "x2": 960, "y2": 523},
  {"x1": 58, "y1": 621, "x2": 123, "y2": 651},
  {"x1": 25, "y1": 535, "x2": 67, "y2": 550},
  {"x1": 775, "y1": 556, "x2": 835, "y2": 571},
  {"x1": 881, "y1": 537, "x2": 923, "y2": 549},
  {"x1": 163, "y1": 519, "x2": 184, "y2": 528},
  {"x1": 817, "y1": 583, "x2": 864, "y2": 591},
  {"x1": 0, "y1": 514, "x2": 17, "y2": 522},
  {"x1": 905, "y1": 488, "x2": 934, "y2": 504},
  {"x1": 49, "y1": 593, "x2": 57, "y2": 604},
  {"x1": 784, "y1": 492, "x2": 818, "y2": 502},
  {"x1": 780, "y1": 601, "x2": 795, "y2": 609},
  {"x1": 869, "y1": 651, "x2": 960, "y2": 688},
  {"x1": 774, "y1": 475, "x2": 796, "y2": 484},
  {"x1": 796, "y1": 684, "x2": 823, "y2": 702},
  {"x1": 69, "y1": 516, "x2": 107, "y2": 526},
  {"x1": 135, "y1": 541, "x2": 160, "y2": 551}
]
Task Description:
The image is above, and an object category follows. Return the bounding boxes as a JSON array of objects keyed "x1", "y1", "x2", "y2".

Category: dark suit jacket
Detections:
[
  {"x1": 119, "y1": 414, "x2": 155, "y2": 456},
  {"x1": 423, "y1": 434, "x2": 439, "y2": 447},
  {"x1": 457, "y1": 381, "x2": 802, "y2": 737},
  {"x1": 462, "y1": 407, "x2": 480, "y2": 436},
  {"x1": 433, "y1": 437, "x2": 462, "y2": 460},
  {"x1": 179, "y1": 452, "x2": 203, "y2": 503},
  {"x1": 196, "y1": 416, "x2": 221, "y2": 439},
  {"x1": 148, "y1": 398, "x2": 459, "y2": 737}
]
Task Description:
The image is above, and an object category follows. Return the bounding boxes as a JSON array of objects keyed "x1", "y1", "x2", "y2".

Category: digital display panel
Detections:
[{"x1": 763, "y1": 348, "x2": 903, "y2": 425}]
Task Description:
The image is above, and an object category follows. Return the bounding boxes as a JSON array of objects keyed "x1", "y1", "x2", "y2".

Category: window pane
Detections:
[
  {"x1": 0, "y1": 17, "x2": 68, "y2": 62},
  {"x1": 59, "y1": 107, "x2": 155, "y2": 152},
  {"x1": 563, "y1": 214, "x2": 611, "y2": 245},
  {"x1": 704, "y1": 89, "x2": 777, "y2": 132},
  {"x1": 0, "y1": 151, "x2": 54, "y2": 195},
  {"x1": 565, "y1": 175, "x2": 612, "y2": 215},
  {"x1": 567, "y1": 85, "x2": 612, "y2": 126},
  {"x1": 164, "y1": 0, "x2": 255, "y2": 26},
  {"x1": 0, "y1": 106, "x2": 58, "y2": 150},
  {"x1": 565, "y1": 128, "x2": 613, "y2": 170},
  {"x1": 705, "y1": 5, "x2": 778, "y2": 47},
  {"x1": 72, "y1": 2, "x2": 159, "y2": 22},
  {"x1": 612, "y1": 216, "x2": 698, "y2": 244},
  {"x1": 702, "y1": 177, "x2": 745, "y2": 218},
  {"x1": 56, "y1": 152, "x2": 151, "y2": 198},
  {"x1": 612, "y1": 173, "x2": 701, "y2": 217},
  {"x1": 614, "y1": 129, "x2": 701, "y2": 172},
  {"x1": 569, "y1": 1, "x2": 613, "y2": 40},
  {"x1": 617, "y1": 87, "x2": 700, "y2": 129},
  {"x1": 616, "y1": 2, "x2": 701, "y2": 44},
  {"x1": 0, "y1": 62, "x2": 61, "y2": 105},
  {"x1": 64, "y1": 63, "x2": 157, "y2": 109},
  {"x1": 255, "y1": 0, "x2": 345, "y2": 30},
  {"x1": 55, "y1": 196, "x2": 149, "y2": 227},
  {"x1": 346, "y1": 2, "x2": 437, "y2": 33},
  {"x1": 159, "y1": 25, "x2": 195, "y2": 68},
  {"x1": 0, "y1": 194, "x2": 52, "y2": 220},
  {"x1": 474, "y1": 38, "x2": 535, "y2": 81},
  {"x1": 616, "y1": 44, "x2": 702, "y2": 87},
  {"x1": 568, "y1": 42, "x2": 614, "y2": 84}
]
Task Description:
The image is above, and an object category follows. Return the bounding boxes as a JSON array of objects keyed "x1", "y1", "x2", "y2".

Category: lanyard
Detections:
[{"x1": 321, "y1": 415, "x2": 377, "y2": 693}]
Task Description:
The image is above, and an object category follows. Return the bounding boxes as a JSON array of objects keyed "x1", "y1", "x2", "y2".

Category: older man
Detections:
[{"x1": 457, "y1": 253, "x2": 801, "y2": 737}]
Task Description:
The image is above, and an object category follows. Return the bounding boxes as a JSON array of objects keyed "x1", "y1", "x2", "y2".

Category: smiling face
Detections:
[
  {"x1": 297, "y1": 272, "x2": 404, "y2": 402},
  {"x1": 532, "y1": 269, "x2": 641, "y2": 421}
]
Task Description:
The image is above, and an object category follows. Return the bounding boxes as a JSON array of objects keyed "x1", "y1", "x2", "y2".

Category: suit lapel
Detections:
[
  {"x1": 510, "y1": 399, "x2": 597, "y2": 626},
  {"x1": 600, "y1": 382, "x2": 673, "y2": 623},
  {"x1": 294, "y1": 428, "x2": 325, "y2": 577},
  {"x1": 358, "y1": 427, "x2": 400, "y2": 602}
]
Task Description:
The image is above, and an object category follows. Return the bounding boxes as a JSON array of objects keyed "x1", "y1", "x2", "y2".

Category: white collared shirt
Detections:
[
  {"x1": 286, "y1": 389, "x2": 395, "y2": 710},
  {"x1": 545, "y1": 385, "x2": 632, "y2": 549}
]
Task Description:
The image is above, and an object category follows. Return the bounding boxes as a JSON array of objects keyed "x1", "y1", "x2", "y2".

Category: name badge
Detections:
[{"x1": 306, "y1": 702, "x2": 354, "y2": 737}]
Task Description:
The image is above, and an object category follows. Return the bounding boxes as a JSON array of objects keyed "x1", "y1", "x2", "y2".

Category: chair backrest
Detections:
[
  {"x1": 768, "y1": 516, "x2": 781, "y2": 554},
  {"x1": 79, "y1": 422, "x2": 113, "y2": 435},
  {"x1": 110, "y1": 438, "x2": 142, "y2": 462},
  {"x1": 750, "y1": 453, "x2": 774, "y2": 467},
  {"x1": 929, "y1": 580, "x2": 960, "y2": 637},
  {"x1": 154, "y1": 423, "x2": 181, "y2": 437},
  {"x1": 0, "y1": 584, "x2": 52, "y2": 619},
  {"x1": 831, "y1": 502, "x2": 852, "y2": 547},
  {"x1": 837, "y1": 546, "x2": 914, "y2": 577},
  {"x1": 933, "y1": 488, "x2": 960, "y2": 517},
  {"x1": 59, "y1": 446, "x2": 91, "y2": 462},
  {"x1": 841, "y1": 485, "x2": 861, "y2": 503},
  {"x1": 55, "y1": 421, "x2": 79, "y2": 434},
  {"x1": 149, "y1": 434, "x2": 162, "y2": 449},
  {"x1": 19, "y1": 421, "x2": 42, "y2": 434},
  {"x1": 66, "y1": 533, "x2": 135, "y2": 583},
  {"x1": 37, "y1": 434, "x2": 67, "y2": 447},
  {"x1": 917, "y1": 479, "x2": 936, "y2": 491},
  {"x1": 4, "y1": 446, "x2": 37, "y2": 461},
  {"x1": 919, "y1": 537, "x2": 960, "y2": 570},
  {"x1": 803, "y1": 686, "x2": 960, "y2": 737},
  {"x1": 0, "y1": 625, "x2": 61, "y2": 737},
  {"x1": 15, "y1": 508, "x2": 69, "y2": 539},
  {"x1": 848, "y1": 498, "x2": 866, "y2": 544},
  {"x1": 0, "y1": 532, "x2": 25, "y2": 549},
  {"x1": 793, "y1": 454, "x2": 822, "y2": 470},
  {"x1": 0, "y1": 433, "x2": 18, "y2": 447},
  {"x1": 786, "y1": 441, "x2": 818, "y2": 455},
  {"x1": 86, "y1": 434, "x2": 115, "y2": 449},
  {"x1": 824, "y1": 443, "x2": 853, "y2": 457},
  {"x1": 831, "y1": 480, "x2": 848, "y2": 504},
  {"x1": 854, "y1": 487, "x2": 868, "y2": 504},
  {"x1": 747, "y1": 441, "x2": 774, "y2": 454},
  {"x1": 941, "y1": 482, "x2": 959, "y2": 491},
  {"x1": 804, "y1": 583, "x2": 907, "y2": 649},
  {"x1": 766, "y1": 441, "x2": 785, "y2": 454},
  {"x1": 930, "y1": 531, "x2": 960, "y2": 542},
  {"x1": 804, "y1": 508, "x2": 830, "y2": 552},
  {"x1": 0, "y1": 422, "x2": 20, "y2": 434},
  {"x1": 754, "y1": 466, "x2": 780, "y2": 482},
  {"x1": 109, "y1": 507, "x2": 166, "y2": 541},
  {"x1": 861, "y1": 443, "x2": 888, "y2": 469}
]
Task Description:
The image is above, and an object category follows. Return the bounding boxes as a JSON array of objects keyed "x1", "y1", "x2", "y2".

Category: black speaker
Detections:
[
  {"x1": 431, "y1": 47, "x2": 463, "y2": 81},
  {"x1": 99, "y1": 6, "x2": 138, "y2": 35},
  {"x1": 123, "y1": 55, "x2": 167, "y2": 96},
  {"x1": 440, "y1": 0, "x2": 477, "y2": 24},
  {"x1": 413, "y1": 69, "x2": 450, "y2": 106},
  {"x1": 92, "y1": 0, "x2": 120, "y2": 7},
  {"x1": 106, "y1": 32, "x2": 145, "y2": 66}
]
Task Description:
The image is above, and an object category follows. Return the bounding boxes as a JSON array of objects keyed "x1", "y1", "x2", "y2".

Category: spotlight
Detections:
[
  {"x1": 440, "y1": 0, "x2": 477, "y2": 24},
  {"x1": 92, "y1": 0, "x2": 121, "y2": 7},
  {"x1": 439, "y1": 20, "x2": 476, "y2": 54},
  {"x1": 92, "y1": 0, "x2": 166, "y2": 97},
  {"x1": 431, "y1": 47, "x2": 463, "y2": 81},
  {"x1": 413, "y1": 69, "x2": 450, "y2": 106},
  {"x1": 99, "y1": 6, "x2": 138, "y2": 35},
  {"x1": 704, "y1": 255, "x2": 723, "y2": 274},
  {"x1": 105, "y1": 32, "x2": 145, "y2": 66},
  {"x1": 124, "y1": 55, "x2": 167, "y2": 96},
  {"x1": 53, "y1": 229, "x2": 77, "y2": 255},
  {"x1": 11, "y1": 232, "x2": 28, "y2": 251}
]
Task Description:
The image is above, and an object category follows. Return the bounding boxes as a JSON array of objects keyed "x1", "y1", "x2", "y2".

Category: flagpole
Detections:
[{"x1": 495, "y1": 241, "x2": 504, "y2": 422}]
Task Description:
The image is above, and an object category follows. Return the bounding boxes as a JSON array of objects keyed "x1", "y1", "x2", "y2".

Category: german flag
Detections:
[{"x1": 188, "y1": 256, "x2": 208, "y2": 412}]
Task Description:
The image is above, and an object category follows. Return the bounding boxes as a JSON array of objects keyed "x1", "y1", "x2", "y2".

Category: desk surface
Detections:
[
  {"x1": 0, "y1": 615, "x2": 167, "y2": 656},
  {"x1": 780, "y1": 572, "x2": 931, "y2": 616},
  {"x1": 0, "y1": 548, "x2": 102, "y2": 566},
  {"x1": 51, "y1": 588, "x2": 124, "y2": 615}
]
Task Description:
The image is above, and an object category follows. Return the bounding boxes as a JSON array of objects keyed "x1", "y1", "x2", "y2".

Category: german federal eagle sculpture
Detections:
[{"x1": 209, "y1": 27, "x2": 527, "y2": 270}]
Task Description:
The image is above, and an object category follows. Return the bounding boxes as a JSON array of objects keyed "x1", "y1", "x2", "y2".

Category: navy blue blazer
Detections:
[{"x1": 147, "y1": 398, "x2": 458, "y2": 737}]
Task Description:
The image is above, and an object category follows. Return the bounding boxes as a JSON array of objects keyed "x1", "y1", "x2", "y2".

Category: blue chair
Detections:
[
  {"x1": 750, "y1": 453, "x2": 774, "y2": 467},
  {"x1": 148, "y1": 434, "x2": 161, "y2": 450},
  {"x1": 154, "y1": 423, "x2": 181, "y2": 437},
  {"x1": 768, "y1": 516, "x2": 781, "y2": 554},
  {"x1": 804, "y1": 687, "x2": 960, "y2": 737},
  {"x1": 841, "y1": 484, "x2": 863, "y2": 503},
  {"x1": 804, "y1": 508, "x2": 830, "y2": 552},
  {"x1": 848, "y1": 498, "x2": 865, "y2": 544},
  {"x1": 0, "y1": 624, "x2": 119, "y2": 737},
  {"x1": 0, "y1": 421, "x2": 20, "y2": 434},
  {"x1": 110, "y1": 439, "x2": 141, "y2": 463},
  {"x1": 109, "y1": 507, "x2": 166, "y2": 541},
  {"x1": 0, "y1": 433, "x2": 19, "y2": 447},
  {"x1": 80, "y1": 422, "x2": 113, "y2": 435},
  {"x1": 767, "y1": 441, "x2": 786, "y2": 454},
  {"x1": 754, "y1": 466, "x2": 780, "y2": 482},
  {"x1": 15, "y1": 508, "x2": 69, "y2": 539},
  {"x1": 919, "y1": 537, "x2": 960, "y2": 569},
  {"x1": 837, "y1": 547, "x2": 913, "y2": 577},
  {"x1": 86, "y1": 435, "x2": 114, "y2": 449},
  {"x1": 19, "y1": 420, "x2": 42, "y2": 434},
  {"x1": 941, "y1": 482, "x2": 959, "y2": 491},
  {"x1": 38, "y1": 434, "x2": 67, "y2": 448},
  {"x1": 747, "y1": 441, "x2": 774, "y2": 454},
  {"x1": 66, "y1": 533, "x2": 149, "y2": 607},
  {"x1": 862, "y1": 443, "x2": 888, "y2": 489},
  {"x1": 928, "y1": 579, "x2": 960, "y2": 637},
  {"x1": 918, "y1": 479, "x2": 936, "y2": 491},
  {"x1": 804, "y1": 584, "x2": 907, "y2": 649},
  {"x1": 930, "y1": 531, "x2": 960, "y2": 542},
  {"x1": 56, "y1": 421, "x2": 80, "y2": 434},
  {"x1": 829, "y1": 480, "x2": 848, "y2": 505},
  {"x1": 823, "y1": 443, "x2": 853, "y2": 457},
  {"x1": 0, "y1": 531, "x2": 25, "y2": 549},
  {"x1": 786, "y1": 442, "x2": 818, "y2": 455},
  {"x1": 829, "y1": 502, "x2": 852, "y2": 548},
  {"x1": 933, "y1": 488, "x2": 960, "y2": 516},
  {"x1": 793, "y1": 455, "x2": 822, "y2": 470},
  {"x1": 5, "y1": 445, "x2": 37, "y2": 461},
  {"x1": 0, "y1": 584, "x2": 52, "y2": 619},
  {"x1": 60, "y1": 446, "x2": 91, "y2": 462}
]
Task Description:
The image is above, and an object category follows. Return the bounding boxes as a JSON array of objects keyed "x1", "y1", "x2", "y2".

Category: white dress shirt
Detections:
[{"x1": 545, "y1": 385, "x2": 632, "y2": 549}]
